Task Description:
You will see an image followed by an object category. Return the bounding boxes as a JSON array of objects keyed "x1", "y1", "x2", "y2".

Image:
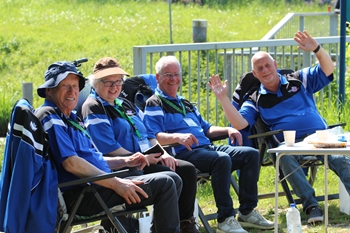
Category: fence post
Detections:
[
  {"x1": 22, "y1": 82, "x2": 33, "y2": 104},
  {"x1": 192, "y1": 19, "x2": 207, "y2": 43}
]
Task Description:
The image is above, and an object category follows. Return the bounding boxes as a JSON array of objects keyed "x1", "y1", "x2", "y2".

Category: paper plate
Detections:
[{"x1": 312, "y1": 141, "x2": 347, "y2": 148}]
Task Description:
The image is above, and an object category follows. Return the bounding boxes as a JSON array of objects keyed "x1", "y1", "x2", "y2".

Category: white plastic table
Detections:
[{"x1": 267, "y1": 142, "x2": 350, "y2": 233}]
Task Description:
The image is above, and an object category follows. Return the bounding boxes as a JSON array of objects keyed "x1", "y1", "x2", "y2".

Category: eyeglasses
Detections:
[
  {"x1": 100, "y1": 79, "x2": 124, "y2": 87},
  {"x1": 161, "y1": 72, "x2": 181, "y2": 78}
]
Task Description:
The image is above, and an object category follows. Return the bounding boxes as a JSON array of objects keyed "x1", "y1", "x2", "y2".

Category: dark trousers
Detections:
[
  {"x1": 143, "y1": 160, "x2": 197, "y2": 221},
  {"x1": 176, "y1": 144, "x2": 260, "y2": 223},
  {"x1": 63, "y1": 171, "x2": 182, "y2": 233}
]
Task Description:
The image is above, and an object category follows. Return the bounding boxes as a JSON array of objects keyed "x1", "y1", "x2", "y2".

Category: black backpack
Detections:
[{"x1": 119, "y1": 74, "x2": 157, "y2": 111}]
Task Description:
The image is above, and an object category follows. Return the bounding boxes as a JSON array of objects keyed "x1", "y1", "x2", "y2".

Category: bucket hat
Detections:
[{"x1": 37, "y1": 61, "x2": 86, "y2": 98}]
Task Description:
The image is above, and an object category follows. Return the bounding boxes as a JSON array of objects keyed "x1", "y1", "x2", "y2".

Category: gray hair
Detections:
[
  {"x1": 155, "y1": 56, "x2": 182, "y2": 74},
  {"x1": 88, "y1": 74, "x2": 100, "y2": 89}
]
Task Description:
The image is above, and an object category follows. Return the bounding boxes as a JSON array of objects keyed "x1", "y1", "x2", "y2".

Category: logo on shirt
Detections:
[
  {"x1": 126, "y1": 110, "x2": 134, "y2": 116},
  {"x1": 288, "y1": 86, "x2": 299, "y2": 93},
  {"x1": 30, "y1": 121, "x2": 38, "y2": 131},
  {"x1": 79, "y1": 122, "x2": 85, "y2": 128}
]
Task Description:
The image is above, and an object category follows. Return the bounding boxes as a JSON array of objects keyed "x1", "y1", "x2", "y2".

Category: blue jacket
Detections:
[{"x1": 0, "y1": 99, "x2": 57, "y2": 233}]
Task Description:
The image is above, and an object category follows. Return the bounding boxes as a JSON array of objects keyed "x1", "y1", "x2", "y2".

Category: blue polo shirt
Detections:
[
  {"x1": 239, "y1": 65, "x2": 333, "y2": 142},
  {"x1": 82, "y1": 89, "x2": 149, "y2": 154},
  {"x1": 144, "y1": 88, "x2": 212, "y2": 154},
  {"x1": 35, "y1": 100, "x2": 110, "y2": 191}
]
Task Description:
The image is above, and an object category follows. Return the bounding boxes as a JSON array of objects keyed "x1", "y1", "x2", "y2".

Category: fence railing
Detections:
[
  {"x1": 261, "y1": 12, "x2": 339, "y2": 40},
  {"x1": 132, "y1": 12, "x2": 348, "y2": 126}
]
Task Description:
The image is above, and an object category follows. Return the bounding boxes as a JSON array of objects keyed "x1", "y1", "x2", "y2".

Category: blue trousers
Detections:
[{"x1": 176, "y1": 144, "x2": 260, "y2": 223}]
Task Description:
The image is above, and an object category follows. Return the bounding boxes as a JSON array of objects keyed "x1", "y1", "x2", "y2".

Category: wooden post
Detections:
[
  {"x1": 192, "y1": 19, "x2": 207, "y2": 43},
  {"x1": 22, "y1": 82, "x2": 33, "y2": 105}
]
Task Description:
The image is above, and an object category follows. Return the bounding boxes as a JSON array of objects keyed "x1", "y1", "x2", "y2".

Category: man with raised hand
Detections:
[{"x1": 208, "y1": 30, "x2": 350, "y2": 224}]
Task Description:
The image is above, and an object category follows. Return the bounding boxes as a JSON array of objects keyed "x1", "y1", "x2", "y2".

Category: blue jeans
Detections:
[
  {"x1": 175, "y1": 144, "x2": 260, "y2": 223},
  {"x1": 279, "y1": 154, "x2": 350, "y2": 213}
]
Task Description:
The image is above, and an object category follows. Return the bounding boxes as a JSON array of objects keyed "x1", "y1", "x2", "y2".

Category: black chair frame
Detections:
[{"x1": 57, "y1": 170, "x2": 147, "y2": 233}]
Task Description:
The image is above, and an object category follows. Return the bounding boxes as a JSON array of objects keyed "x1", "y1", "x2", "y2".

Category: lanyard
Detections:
[
  {"x1": 114, "y1": 99, "x2": 142, "y2": 139},
  {"x1": 66, "y1": 119, "x2": 91, "y2": 139},
  {"x1": 157, "y1": 94, "x2": 186, "y2": 116}
]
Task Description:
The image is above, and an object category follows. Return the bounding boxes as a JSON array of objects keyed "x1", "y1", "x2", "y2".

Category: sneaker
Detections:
[
  {"x1": 216, "y1": 216, "x2": 248, "y2": 233},
  {"x1": 237, "y1": 210, "x2": 274, "y2": 230},
  {"x1": 307, "y1": 206, "x2": 323, "y2": 224},
  {"x1": 180, "y1": 216, "x2": 200, "y2": 233}
]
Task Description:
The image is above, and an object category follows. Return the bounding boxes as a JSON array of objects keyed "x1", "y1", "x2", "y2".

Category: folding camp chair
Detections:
[
  {"x1": 233, "y1": 70, "x2": 341, "y2": 205},
  {"x1": 57, "y1": 170, "x2": 148, "y2": 233},
  {"x1": 0, "y1": 98, "x2": 147, "y2": 233}
]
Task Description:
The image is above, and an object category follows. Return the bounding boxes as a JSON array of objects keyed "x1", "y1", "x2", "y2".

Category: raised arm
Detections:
[
  {"x1": 208, "y1": 74, "x2": 249, "y2": 130},
  {"x1": 294, "y1": 30, "x2": 335, "y2": 76}
]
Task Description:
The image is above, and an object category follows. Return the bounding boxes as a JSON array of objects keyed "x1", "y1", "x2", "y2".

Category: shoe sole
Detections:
[
  {"x1": 216, "y1": 229, "x2": 247, "y2": 233},
  {"x1": 239, "y1": 221, "x2": 274, "y2": 230},
  {"x1": 308, "y1": 216, "x2": 323, "y2": 224}
]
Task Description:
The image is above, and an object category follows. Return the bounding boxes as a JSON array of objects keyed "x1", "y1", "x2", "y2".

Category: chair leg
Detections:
[
  {"x1": 198, "y1": 204, "x2": 214, "y2": 233},
  {"x1": 230, "y1": 175, "x2": 239, "y2": 196},
  {"x1": 308, "y1": 166, "x2": 318, "y2": 187},
  {"x1": 92, "y1": 188, "x2": 128, "y2": 233},
  {"x1": 196, "y1": 173, "x2": 238, "y2": 233}
]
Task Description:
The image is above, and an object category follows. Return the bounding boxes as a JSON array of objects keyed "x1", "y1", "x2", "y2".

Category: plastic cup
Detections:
[
  {"x1": 316, "y1": 130, "x2": 328, "y2": 141},
  {"x1": 283, "y1": 130, "x2": 296, "y2": 147}
]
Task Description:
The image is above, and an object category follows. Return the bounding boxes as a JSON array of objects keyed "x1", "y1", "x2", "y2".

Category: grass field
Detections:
[
  {"x1": 1, "y1": 0, "x2": 349, "y2": 232},
  {"x1": 197, "y1": 165, "x2": 350, "y2": 232}
]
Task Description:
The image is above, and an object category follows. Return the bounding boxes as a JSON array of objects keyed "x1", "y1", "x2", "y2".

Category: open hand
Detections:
[
  {"x1": 294, "y1": 30, "x2": 319, "y2": 52},
  {"x1": 208, "y1": 74, "x2": 228, "y2": 99}
]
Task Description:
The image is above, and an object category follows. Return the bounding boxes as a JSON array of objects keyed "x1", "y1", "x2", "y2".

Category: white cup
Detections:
[
  {"x1": 283, "y1": 130, "x2": 296, "y2": 147},
  {"x1": 316, "y1": 130, "x2": 328, "y2": 142}
]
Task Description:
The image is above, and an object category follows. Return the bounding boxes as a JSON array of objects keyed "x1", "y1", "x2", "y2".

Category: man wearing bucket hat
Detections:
[
  {"x1": 35, "y1": 60, "x2": 182, "y2": 233},
  {"x1": 82, "y1": 57, "x2": 200, "y2": 233}
]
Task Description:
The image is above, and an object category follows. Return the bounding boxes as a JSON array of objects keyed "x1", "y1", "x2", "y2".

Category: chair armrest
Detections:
[
  {"x1": 161, "y1": 133, "x2": 229, "y2": 149},
  {"x1": 209, "y1": 134, "x2": 229, "y2": 143},
  {"x1": 58, "y1": 169, "x2": 130, "y2": 188},
  {"x1": 329, "y1": 122, "x2": 346, "y2": 128},
  {"x1": 247, "y1": 129, "x2": 283, "y2": 139}
]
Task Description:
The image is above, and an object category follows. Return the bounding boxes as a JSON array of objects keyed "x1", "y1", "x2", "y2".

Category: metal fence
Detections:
[{"x1": 132, "y1": 12, "x2": 349, "y2": 126}]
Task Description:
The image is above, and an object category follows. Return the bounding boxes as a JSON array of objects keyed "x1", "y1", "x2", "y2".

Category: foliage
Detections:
[
  {"x1": 0, "y1": 2, "x2": 350, "y2": 231},
  {"x1": 0, "y1": 0, "x2": 327, "y2": 136}
]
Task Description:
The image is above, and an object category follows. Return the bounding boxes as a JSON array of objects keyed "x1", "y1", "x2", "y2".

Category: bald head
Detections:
[
  {"x1": 251, "y1": 51, "x2": 279, "y2": 92},
  {"x1": 251, "y1": 51, "x2": 274, "y2": 70}
]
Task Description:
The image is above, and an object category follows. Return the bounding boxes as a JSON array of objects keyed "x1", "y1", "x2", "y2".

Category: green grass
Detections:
[
  {"x1": 197, "y1": 165, "x2": 350, "y2": 233},
  {"x1": 0, "y1": 0, "x2": 327, "y2": 135},
  {"x1": 1, "y1": 0, "x2": 350, "y2": 232}
]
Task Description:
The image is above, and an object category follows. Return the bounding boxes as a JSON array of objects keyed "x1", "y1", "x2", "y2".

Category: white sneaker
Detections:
[
  {"x1": 238, "y1": 210, "x2": 274, "y2": 230},
  {"x1": 216, "y1": 216, "x2": 248, "y2": 233}
]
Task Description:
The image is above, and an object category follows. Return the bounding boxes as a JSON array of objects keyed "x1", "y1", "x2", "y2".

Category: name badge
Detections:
[
  {"x1": 184, "y1": 118, "x2": 197, "y2": 127},
  {"x1": 139, "y1": 140, "x2": 150, "y2": 152}
]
